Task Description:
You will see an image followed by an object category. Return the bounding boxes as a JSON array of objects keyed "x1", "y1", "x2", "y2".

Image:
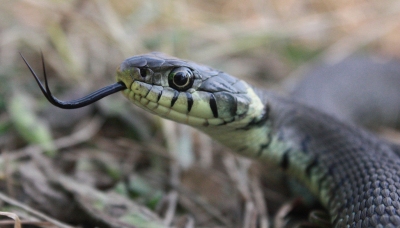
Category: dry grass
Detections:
[{"x1": 0, "y1": 0, "x2": 400, "y2": 227}]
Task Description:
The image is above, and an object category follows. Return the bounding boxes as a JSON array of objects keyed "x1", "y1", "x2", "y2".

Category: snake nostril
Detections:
[{"x1": 139, "y1": 68, "x2": 147, "y2": 78}]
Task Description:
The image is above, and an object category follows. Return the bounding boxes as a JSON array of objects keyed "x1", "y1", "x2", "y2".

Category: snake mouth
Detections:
[{"x1": 122, "y1": 80, "x2": 239, "y2": 127}]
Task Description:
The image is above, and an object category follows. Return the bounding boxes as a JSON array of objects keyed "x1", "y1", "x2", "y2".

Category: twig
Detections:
[
  {"x1": 242, "y1": 201, "x2": 255, "y2": 228},
  {"x1": 0, "y1": 212, "x2": 21, "y2": 228},
  {"x1": 163, "y1": 191, "x2": 179, "y2": 226},
  {"x1": 274, "y1": 199, "x2": 303, "y2": 228},
  {"x1": 222, "y1": 154, "x2": 252, "y2": 200},
  {"x1": 184, "y1": 215, "x2": 195, "y2": 228},
  {"x1": 1, "y1": 116, "x2": 103, "y2": 160},
  {"x1": 250, "y1": 177, "x2": 270, "y2": 228},
  {"x1": 0, "y1": 192, "x2": 73, "y2": 228},
  {"x1": 197, "y1": 131, "x2": 213, "y2": 168},
  {"x1": 172, "y1": 183, "x2": 232, "y2": 226},
  {"x1": 0, "y1": 220, "x2": 54, "y2": 227}
]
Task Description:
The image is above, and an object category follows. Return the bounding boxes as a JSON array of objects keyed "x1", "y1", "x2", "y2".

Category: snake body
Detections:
[
  {"x1": 115, "y1": 53, "x2": 400, "y2": 227},
  {"x1": 291, "y1": 56, "x2": 400, "y2": 130},
  {"x1": 23, "y1": 52, "x2": 400, "y2": 227}
]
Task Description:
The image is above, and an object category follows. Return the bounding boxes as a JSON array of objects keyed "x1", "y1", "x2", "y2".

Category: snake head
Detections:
[
  {"x1": 116, "y1": 52, "x2": 265, "y2": 128},
  {"x1": 23, "y1": 52, "x2": 266, "y2": 129}
]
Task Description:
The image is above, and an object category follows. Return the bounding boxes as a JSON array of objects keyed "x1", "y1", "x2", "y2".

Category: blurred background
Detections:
[{"x1": 0, "y1": 0, "x2": 400, "y2": 227}]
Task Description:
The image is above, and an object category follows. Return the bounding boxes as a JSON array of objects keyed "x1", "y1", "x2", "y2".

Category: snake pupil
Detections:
[{"x1": 174, "y1": 72, "x2": 189, "y2": 86}]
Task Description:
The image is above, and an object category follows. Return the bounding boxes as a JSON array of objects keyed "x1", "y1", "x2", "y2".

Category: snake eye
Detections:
[{"x1": 168, "y1": 67, "x2": 194, "y2": 91}]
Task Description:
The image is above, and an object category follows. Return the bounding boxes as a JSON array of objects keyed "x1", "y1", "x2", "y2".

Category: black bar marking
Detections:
[
  {"x1": 209, "y1": 94, "x2": 218, "y2": 118},
  {"x1": 186, "y1": 92, "x2": 193, "y2": 112},
  {"x1": 257, "y1": 132, "x2": 272, "y2": 157},
  {"x1": 280, "y1": 149, "x2": 290, "y2": 170},
  {"x1": 171, "y1": 90, "x2": 179, "y2": 107},
  {"x1": 157, "y1": 90, "x2": 163, "y2": 102},
  {"x1": 256, "y1": 132, "x2": 272, "y2": 157},
  {"x1": 231, "y1": 95, "x2": 238, "y2": 116},
  {"x1": 256, "y1": 142, "x2": 270, "y2": 157},
  {"x1": 144, "y1": 86, "x2": 152, "y2": 98}
]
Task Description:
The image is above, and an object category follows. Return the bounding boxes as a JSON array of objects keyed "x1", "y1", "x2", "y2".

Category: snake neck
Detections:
[
  {"x1": 193, "y1": 86, "x2": 273, "y2": 158},
  {"x1": 198, "y1": 90, "x2": 400, "y2": 227}
]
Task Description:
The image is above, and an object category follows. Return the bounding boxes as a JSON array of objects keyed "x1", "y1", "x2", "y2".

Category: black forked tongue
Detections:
[{"x1": 20, "y1": 53, "x2": 127, "y2": 109}]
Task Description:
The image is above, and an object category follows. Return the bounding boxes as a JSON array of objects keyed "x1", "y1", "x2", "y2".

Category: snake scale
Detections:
[{"x1": 23, "y1": 52, "x2": 400, "y2": 228}]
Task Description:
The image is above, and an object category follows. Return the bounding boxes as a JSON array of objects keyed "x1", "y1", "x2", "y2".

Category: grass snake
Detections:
[{"x1": 22, "y1": 52, "x2": 400, "y2": 228}]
